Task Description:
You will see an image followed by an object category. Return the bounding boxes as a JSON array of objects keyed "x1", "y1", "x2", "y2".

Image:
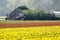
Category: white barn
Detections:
[
  {"x1": 0, "y1": 16, "x2": 7, "y2": 20},
  {"x1": 53, "y1": 11, "x2": 60, "y2": 17}
]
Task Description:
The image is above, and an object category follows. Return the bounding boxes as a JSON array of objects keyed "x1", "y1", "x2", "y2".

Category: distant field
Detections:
[
  {"x1": 0, "y1": 26, "x2": 60, "y2": 40},
  {"x1": 0, "y1": 20, "x2": 60, "y2": 23},
  {"x1": 0, "y1": 20, "x2": 60, "y2": 28}
]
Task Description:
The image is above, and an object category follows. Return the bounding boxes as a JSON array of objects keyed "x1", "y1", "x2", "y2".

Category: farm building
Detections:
[
  {"x1": 53, "y1": 11, "x2": 60, "y2": 17},
  {"x1": 6, "y1": 6, "x2": 29, "y2": 20},
  {"x1": 6, "y1": 6, "x2": 59, "y2": 20},
  {"x1": 0, "y1": 16, "x2": 7, "y2": 20}
]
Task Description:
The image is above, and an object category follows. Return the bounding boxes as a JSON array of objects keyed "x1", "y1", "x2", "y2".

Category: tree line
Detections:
[{"x1": 23, "y1": 9, "x2": 60, "y2": 20}]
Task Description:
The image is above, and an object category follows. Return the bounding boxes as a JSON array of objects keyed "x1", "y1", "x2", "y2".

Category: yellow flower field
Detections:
[{"x1": 0, "y1": 26, "x2": 60, "y2": 40}]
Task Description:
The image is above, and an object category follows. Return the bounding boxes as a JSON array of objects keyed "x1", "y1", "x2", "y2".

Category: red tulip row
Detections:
[{"x1": 0, "y1": 22, "x2": 60, "y2": 28}]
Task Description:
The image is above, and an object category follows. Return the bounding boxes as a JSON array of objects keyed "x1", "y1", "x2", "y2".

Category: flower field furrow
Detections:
[{"x1": 0, "y1": 26, "x2": 60, "y2": 40}]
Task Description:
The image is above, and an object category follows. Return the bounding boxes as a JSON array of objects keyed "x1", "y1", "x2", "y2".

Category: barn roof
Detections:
[{"x1": 18, "y1": 6, "x2": 28, "y2": 10}]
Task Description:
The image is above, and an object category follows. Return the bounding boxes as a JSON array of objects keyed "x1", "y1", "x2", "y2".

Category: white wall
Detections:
[{"x1": 0, "y1": 16, "x2": 7, "y2": 20}]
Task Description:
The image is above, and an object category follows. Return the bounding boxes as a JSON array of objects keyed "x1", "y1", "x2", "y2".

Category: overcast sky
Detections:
[{"x1": 0, "y1": 0, "x2": 60, "y2": 16}]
